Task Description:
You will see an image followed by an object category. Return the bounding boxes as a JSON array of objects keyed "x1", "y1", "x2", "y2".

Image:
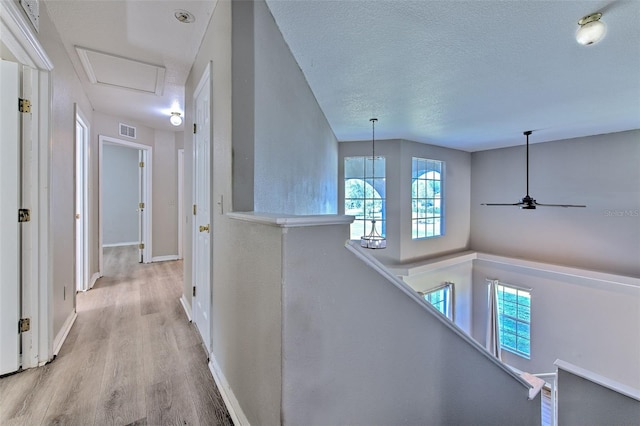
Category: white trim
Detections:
[
  {"x1": 0, "y1": 0, "x2": 53, "y2": 70},
  {"x1": 152, "y1": 255, "x2": 179, "y2": 263},
  {"x1": 52, "y1": 311, "x2": 77, "y2": 356},
  {"x1": 209, "y1": 355, "x2": 251, "y2": 426},
  {"x1": 179, "y1": 296, "x2": 192, "y2": 322},
  {"x1": 177, "y1": 149, "x2": 184, "y2": 260},
  {"x1": 554, "y1": 359, "x2": 640, "y2": 402},
  {"x1": 89, "y1": 272, "x2": 101, "y2": 290},
  {"x1": 102, "y1": 242, "x2": 139, "y2": 248},
  {"x1": 98, "y1": 135, "x2": 153, "y2": 266},
  {"x1": 228, "y1": 211, "x2": 355, "y2": 228}
]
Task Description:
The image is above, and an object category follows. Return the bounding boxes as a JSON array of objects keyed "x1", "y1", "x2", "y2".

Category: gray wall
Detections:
[
  {"x1": 470, "y1": 130, "x2": 640, "y2": 277},
  {"x1": 232, "y1": 0, "x2": 338, "y2": 215},
  {"x1": 339, "y1": 139, "x2": 471, "y2": 264},
  {"x1": 102, "y1": 144, "x2": 139, "y2": 246},
  {"x1": 471, "y1": 258, "x2": 640, "y2": 389},
  {"x1": 280, "y1": 223, "x2": 540, "y2": 425},
  {"x1": 557, "y1": 369, "x2": 640, "y2": 426},
  {"x1": 93, "y1": 111, "x2": 180, "y2": 259},
  {"x1": 37, "y1": 1, "x2": 94, "y2": 337}
]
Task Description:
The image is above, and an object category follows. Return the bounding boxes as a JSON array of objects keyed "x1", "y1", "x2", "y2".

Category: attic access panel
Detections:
[{"x1": 76, "y1": 46, "x2": 165, "y2": 95}]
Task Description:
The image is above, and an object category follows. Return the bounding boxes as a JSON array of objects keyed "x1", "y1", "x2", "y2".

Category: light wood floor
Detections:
[{"x1": 0, "y1": 246, "x2": 233, "y2": 426}]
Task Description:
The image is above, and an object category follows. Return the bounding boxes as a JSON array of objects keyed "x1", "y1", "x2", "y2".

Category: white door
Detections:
[
  {"x1": 0, "y1": 60, "x2": 21, "y2": 375},
  {"x1": 138, "y1": 150, "x2": 145, "y2": 263},
  {"x1": 192, "y1": 64, "x2": 212, "y2": 351},
  {"x1": 75, "y1": 113, "x2": 88, "y2": 291}
]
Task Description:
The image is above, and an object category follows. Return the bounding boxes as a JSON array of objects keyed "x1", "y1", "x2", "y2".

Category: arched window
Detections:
[
  {"x1": 412, "y1": 158, "x2": 443, "y2": 239},
  {"x1": 345, "y1": 157, "x2": 386, "y2": 240}
]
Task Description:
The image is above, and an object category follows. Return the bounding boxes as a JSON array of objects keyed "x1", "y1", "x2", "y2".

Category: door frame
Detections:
[
  {"x1": 1, "y1": 0, "x2": 54, "y2": 369},
  {"x1": 75, "y1": 105, "x2": 90, "y2": 291},
  {"x1": 98, "y1": 136, "x2": 153, "y2": 269},
  {"x1": 178, "y1": 148, "x2": 184, "y2": 260}
]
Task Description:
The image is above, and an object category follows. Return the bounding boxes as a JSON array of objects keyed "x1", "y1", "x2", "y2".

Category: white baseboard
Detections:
[
  {"x1": 179, "y1": 296, "x2": 192, "y2": 321},
  {"x1": 53, "y1": 310, "x2": 77, "y2": 356},
  {"x1": 89, "y1": 272, "x2": 101, "y2": 290},
  {"x1": 209, "y1": 355, "x2": 251, "y2": 426},
  {"x1": 102, "y1": 242, "x2": 139, "y2": 248},
  {"x1": 152, "y1": 255, "x2": 179, "y2": 262}
]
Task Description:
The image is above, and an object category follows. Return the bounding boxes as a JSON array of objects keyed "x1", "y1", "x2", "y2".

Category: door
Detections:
[
  {"x1": 138, "y1": 150, "x2": 145, "y2": 263},
  {"x1": 192, "y1": 64, "x2": 211, "y2": 351},
  {"x1": 0, "y1": 60, "x2": 21, "y2": 375},
  {"x1": 75, "y1": 110, "x2": 89, "y2": 291}
]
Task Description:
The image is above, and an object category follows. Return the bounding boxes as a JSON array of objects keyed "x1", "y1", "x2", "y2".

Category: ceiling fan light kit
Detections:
[
  {"x1": 481, "y1": 131, "x2": 586, "y2": 210},
  {"x1": 576, "y1": 12, "x2": 606, "y2": 45}
]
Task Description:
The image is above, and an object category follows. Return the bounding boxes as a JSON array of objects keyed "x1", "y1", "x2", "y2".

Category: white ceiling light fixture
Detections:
[
  {"x1": 360, "y1": 118, "x2": 386, "y2": 250},
  {"x1": 576, "y1": 12, "x2": 606, "y2": 45},
  {"x1": 174, "y1": 9, "x2": 195, "y2": 24},
  {"x1": 170, "y1": 112, "x2": 182, "y2": 126}
]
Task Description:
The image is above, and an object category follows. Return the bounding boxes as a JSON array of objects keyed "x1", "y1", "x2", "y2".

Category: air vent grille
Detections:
[{"x1": 119, "y1": 123, "x2": 136, "y2": 139}]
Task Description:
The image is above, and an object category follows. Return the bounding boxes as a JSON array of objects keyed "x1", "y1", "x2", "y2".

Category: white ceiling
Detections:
[
  {"x1": 45, "y1": 0, "x2": 639, "y2": 150},
  {"x1": 46, "y1": 0, "x2": 217, "y2": 132},
  {"x1": 266, "y1": 0, "x2": 640, "y2": 151}
]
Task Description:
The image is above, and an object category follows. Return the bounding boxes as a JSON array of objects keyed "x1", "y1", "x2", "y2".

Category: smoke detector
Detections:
[{"x1": 174, "y1": 10, "x2": 195, "y2": 24}]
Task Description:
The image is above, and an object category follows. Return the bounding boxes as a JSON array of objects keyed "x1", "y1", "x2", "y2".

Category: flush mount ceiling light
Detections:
[
  {"x1": 361, "y1": 118, "x2": 386, "y2": 249},
  {"x1": 174, "y1": 9, "x2": 195, "y2": 24},
  {"x1": 170, "y1": 112, "x2": 182, "y2": 126},
  {"x1": 576, "y1": 12, "x2": 606, "y2": 45}
]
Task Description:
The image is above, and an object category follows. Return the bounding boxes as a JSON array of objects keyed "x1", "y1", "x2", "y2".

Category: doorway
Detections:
[{"x1": 99, "y1": 136, "x2": 152, "y2": 272}]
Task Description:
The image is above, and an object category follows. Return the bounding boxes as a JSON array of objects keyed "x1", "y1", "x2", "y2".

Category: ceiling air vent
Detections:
[{"x1": 119, "y1": 123, "x2": 136, "y2": 139}]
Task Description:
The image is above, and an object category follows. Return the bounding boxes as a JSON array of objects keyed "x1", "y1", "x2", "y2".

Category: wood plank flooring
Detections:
[{"x1": 0, "y1": 246, "x2": 233, "y2": 426}]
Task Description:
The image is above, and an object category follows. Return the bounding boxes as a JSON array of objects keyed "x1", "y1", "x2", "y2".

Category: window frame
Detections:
[
  {"x1": 411, "y1": 157, "x2": 444, "y2": 240},
  {"x1": 344, "y1": 156, "x2": 386, "y2": 240},
  {"x1": 419, "y1": 282, "x2": 454, "y2": 320},
  {"x1": 496, "y1": 283, "x2": 531, "y2": 359}
]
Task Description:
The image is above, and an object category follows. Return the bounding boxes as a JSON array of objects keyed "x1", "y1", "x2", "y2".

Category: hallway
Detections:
[{"x1": 0, "y1": 247, "x2": 232, "y2": 425}]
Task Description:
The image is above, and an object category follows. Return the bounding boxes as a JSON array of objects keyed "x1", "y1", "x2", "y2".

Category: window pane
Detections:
[
  {"x1": 345, "y1": 157, "x2": 385, "y2": 238},
  {"x1": 412, "y1": 158, "x2": 443, "y2": 239},
  {"x1": 497, "y1": 283, "x2": 531, "y2": 358}
]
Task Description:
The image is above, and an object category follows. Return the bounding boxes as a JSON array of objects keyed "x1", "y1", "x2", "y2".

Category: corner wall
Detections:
[{"x1": 470, "y1": 130, "x2": 640, "y2": 277}]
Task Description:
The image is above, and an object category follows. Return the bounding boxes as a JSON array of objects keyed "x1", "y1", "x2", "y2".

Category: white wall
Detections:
[
  {"x1": 102, "y1": 144, "x2": 139, "y2": 246},
  {"x1": 470, "y1": 130, "x2": 640, "y2": 278},
  {"x1": 37, "y1": 1, "x2": 94, "y2": 337},
  {"x1": 401, "y1": 261, "x2": 473, "y2": 334},
  {"x1": 339, "y1": 139, "x2": 471, "y2": 264},
  {"x1": 471, "y1": 256, "x2": 640, "y2": 389}
]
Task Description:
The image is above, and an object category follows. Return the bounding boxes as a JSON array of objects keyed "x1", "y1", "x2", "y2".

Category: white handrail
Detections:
[{"x1": 555, "y1": 359, "x2": 640, "y2": 401}]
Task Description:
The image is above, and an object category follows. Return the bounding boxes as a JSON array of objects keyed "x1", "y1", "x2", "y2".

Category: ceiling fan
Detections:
[{"x1": 482, "y1": 131, "x2": 586, "y2": 209}]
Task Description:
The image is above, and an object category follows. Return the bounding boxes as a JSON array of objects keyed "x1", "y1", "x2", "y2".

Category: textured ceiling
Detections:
[
  {"x1": 266, "y1": 0, "x2": 640, "y2": 151},
  {"x1": 44, "y1": 0, "x2": 639, "y2": 149},
  {"x1": 46, "y1": 0, "x2": 216, "y2": 132}
]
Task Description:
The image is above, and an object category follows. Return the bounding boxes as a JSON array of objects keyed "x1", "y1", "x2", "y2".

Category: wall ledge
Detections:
[
  {"x1": 555, "y1": 359, "x2": 640, "y2": 401},
  {"x1": 228, "y1": 211, "x2": 354, "y2": 228}
]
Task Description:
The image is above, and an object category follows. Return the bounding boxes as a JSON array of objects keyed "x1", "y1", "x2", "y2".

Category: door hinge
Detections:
[
  {"x1": 193, "y1": 286, "x2": 196, "y2": 297},
  {"x1": 139, "y1": 202, "x2": 145, "y2": 209},
  {"x1": 19, "y1": 318, "x2": 31, "y2": 333},
  {"x1": 193, "y1": 123, "x2": 197, "y2": 134},
  {"x1": 18, "y1": 98, "x2": 31, "y2": 113},
  {"x1": 139, "y1": 243, "x2": 145, "y2": 249},
  {"x1": 193, "y1": 204, "x2": 197, "y2": 215},
  {"x1": 18, "y1": 208, "x2": 31, "y2": 222},
  {"x1": 139, "y1": 161, "x2": 144, "y2": 168}
]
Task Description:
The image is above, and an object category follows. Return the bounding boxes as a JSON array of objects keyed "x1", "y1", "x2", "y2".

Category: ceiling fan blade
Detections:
[
  {"x1": 481, "y1": 202, "x2": 522, "y2": 206},
  {"x1": 535, "y1": 202, "x2": 586, "y2": 208}
]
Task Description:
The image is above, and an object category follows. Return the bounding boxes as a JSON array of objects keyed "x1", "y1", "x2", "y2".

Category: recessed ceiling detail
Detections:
[{"x1": 75, "y1": 46, "x2": 165, "y2": 96}]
